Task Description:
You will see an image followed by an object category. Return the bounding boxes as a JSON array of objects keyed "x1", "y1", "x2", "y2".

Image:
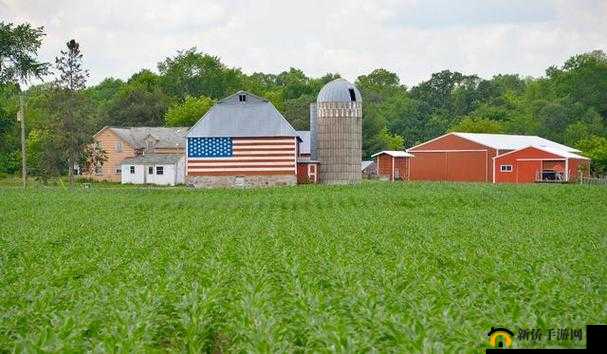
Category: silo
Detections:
[{"x1": 315, "y1": 78, "x2": 362, "y2": 184}]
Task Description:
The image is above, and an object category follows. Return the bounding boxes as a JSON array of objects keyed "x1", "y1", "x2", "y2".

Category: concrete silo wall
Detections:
[{"x1": 316, "y1": 101, "x2": 362, "y2": 184}]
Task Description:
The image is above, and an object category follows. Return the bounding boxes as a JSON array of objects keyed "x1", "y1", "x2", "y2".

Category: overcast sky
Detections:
[{"x1": 2, "y1": 0, "x2": 606, "y2": 87}]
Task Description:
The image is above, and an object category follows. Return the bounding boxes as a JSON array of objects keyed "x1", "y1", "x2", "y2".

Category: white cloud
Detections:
[{"x1": 1, "y1": 0, "x2": 606, "y2": 87}]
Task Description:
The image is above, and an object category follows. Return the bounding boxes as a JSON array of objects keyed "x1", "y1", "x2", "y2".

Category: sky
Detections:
[{"x1": 1, "y1": 0, "x2": 606, "y2": 87}]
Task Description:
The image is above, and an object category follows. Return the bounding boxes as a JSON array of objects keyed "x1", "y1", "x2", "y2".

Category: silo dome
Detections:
[{"x1": 317, "y1": 78, "x2": 362, "y2": 103}]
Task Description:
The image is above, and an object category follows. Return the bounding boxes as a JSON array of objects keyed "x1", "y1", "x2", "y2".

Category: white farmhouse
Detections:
[{"x1": 121, "y1": 154, "x2": 185, "y2": 186}]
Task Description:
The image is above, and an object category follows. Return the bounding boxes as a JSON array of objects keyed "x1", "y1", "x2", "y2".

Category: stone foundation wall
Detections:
[{"x1": 186, "y1": 175, "x2": 296, "y2": 188}]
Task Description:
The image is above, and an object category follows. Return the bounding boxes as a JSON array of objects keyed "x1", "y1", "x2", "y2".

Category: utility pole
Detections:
[{"x1": 18, "y1": 93, "x2": 26, "y2": 188}]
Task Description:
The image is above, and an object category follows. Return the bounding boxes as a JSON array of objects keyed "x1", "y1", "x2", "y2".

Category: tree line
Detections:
[{"x1": 1, "y1": 21, "x2": 606, "y2": 181}]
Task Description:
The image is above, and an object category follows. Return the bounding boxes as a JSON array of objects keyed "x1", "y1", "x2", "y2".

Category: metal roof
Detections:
[
  {"x1": 297, "y1": 130, "x2": 311, "y2": 154},
  {"x1": 371, "y1": 150, "x2": 414, "y2": 158},
  {"x1": 496, "y1": 146, "x2": 589, "y2": 160},
  {"x1": 187, "y1": 90, "x2": 298, "y2": 138},
  {"x1": 361, "y1": 160, "x2": 374, "y2": 170},
  {"x1": 317, "y1": 78, "x2": 362, "y2": 103},
  {"x1": 105, "y1": 127, "x2": 189, "y2": 149},
  {"x1": 453, "y1": 132, "x2": 580, "y2": 152},
  {"x1": 121, "y1": 154, "x2": 183, "y2": 165}
]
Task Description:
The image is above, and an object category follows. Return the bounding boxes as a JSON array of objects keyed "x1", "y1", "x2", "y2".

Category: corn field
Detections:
[{"x1": 1, "y1": 182, "x2": 606, "y2": 352}]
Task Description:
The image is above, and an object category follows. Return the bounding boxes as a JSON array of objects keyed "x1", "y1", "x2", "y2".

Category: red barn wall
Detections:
[
  {"x1": 493, "y1": 146, "x2": 589, "y2": 183},
  {"x1": 408, "y1": 134, "x2": 496, "y2": 182},
  {"x1": 375, "y1": 154, "x2": 409, "y2": 180}
]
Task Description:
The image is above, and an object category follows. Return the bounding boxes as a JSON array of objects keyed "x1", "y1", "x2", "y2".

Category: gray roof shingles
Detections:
[
  {"x1": 108, "y1": 127, "x2": 189, "y2": 149},
  {"x1": 187, "y1": 91, "x2": 298, "y2": 138}
]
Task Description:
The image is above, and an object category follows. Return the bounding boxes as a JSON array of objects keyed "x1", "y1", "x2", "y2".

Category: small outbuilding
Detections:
[
  {"x1": 371, "y1": 151, "x2": 414, "y2": 181},
  {"x1": 121, "y1": 154, "x2": 185, "y2": 186},
  {"x1": 493, "y1": 146, "x2": 590, "y2": 183}
]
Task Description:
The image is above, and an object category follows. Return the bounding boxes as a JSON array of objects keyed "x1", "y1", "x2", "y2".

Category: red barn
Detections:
[
  {"x1": 407, "y1": 132, "x2": 588, "y2": 184},
  {"x1": 371, "y1": 151, "x2": 414, "y2": 181},
  {"x1": 493, "y1": 146, "x2": 590, "y2": 183}
]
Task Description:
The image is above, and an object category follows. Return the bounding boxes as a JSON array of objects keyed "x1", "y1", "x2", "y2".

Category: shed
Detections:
[
  {"x1": 371, "y1": 151, "x2": 414, "y2": 181},
  {"x1": 407, "y1": 132, "x2": 584, "y2": 183},
  {"x1": 493, "y1": 146, "x2": 590, "y2": 183},
  {"x1": 121, "y1": 154, "x2": 184, "y2": 186}
]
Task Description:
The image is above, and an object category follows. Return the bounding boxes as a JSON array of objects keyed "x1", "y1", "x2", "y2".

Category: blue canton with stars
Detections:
[{"x1": 188, "y1": 137, "x2": 233, "y2": 157}]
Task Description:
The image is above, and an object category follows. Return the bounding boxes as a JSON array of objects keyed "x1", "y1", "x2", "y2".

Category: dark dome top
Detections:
[{"x1": 317, "y1": 78, "x2": 362, "y2": 103}]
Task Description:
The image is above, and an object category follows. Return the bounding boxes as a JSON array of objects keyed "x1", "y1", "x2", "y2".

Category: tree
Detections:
[
  {"x1": 100, "y1": 83, "x2": 171, "y2": 127},
  {"x1": 1, "y1": 22, "x2": 50, "y2": 187},
  {"x1": 0, "y1": 22, "x2": 50, "y2": 85},
  {"x1": 158, "y1": 48, "x2": 243, "y2": 100},
  {"x1": 450, "y1": 117, "x2": 504, "y2": 134},
  {"x1": 576, "y1": 136, "x2": 607, "y2": 175},
  {"x1": 282, "y1": 94, "x2": 315, "y2": 130},
  {"x1": 52, "y1": 39, "x2": 93, "y2": 186},
  {"x1": 165, "y1": 95, "x2": 214, "y2": 127}
]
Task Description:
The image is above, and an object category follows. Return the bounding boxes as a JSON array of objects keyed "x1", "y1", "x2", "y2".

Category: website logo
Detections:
[{"x1": 488, "y1": 327, "x2": 514, "y2": 349}]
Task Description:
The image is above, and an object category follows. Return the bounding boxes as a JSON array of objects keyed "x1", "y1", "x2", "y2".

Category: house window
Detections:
[
  {"x1": 130, "y1": 166, "x2": 135, "y2": 174},
  {"x1": 238, "y1": 94, "x2": 246, "y2": 102},
  {"x1": 500, "y1": 164, "x2": 513, "y2": 172},
  {"x1": 148, "y1": 166, "x2": 154, "y2": 175},
  {"x1": 115, "y1": 141, "x2": 123, "y2": 152},
  {"x1": 156, "y1": 166, "x2": 164, "y2": 175},
  {"x1": 348, "y1": 88, "x2": 357, "y2": 102}
]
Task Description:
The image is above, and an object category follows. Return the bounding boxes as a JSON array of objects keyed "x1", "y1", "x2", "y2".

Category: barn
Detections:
[
  {"x1": 493, "y1": 146, "x2": 590, "y2": 183},
  {"x1": 407, "y1": 132, "x2": 588, "y2": 183},
  {"x1": 185, "y1": 91, "x2": 302, "y2": 188},
  {"x1": 371, "y1": 151, "x2": 414, "y2": 181}
]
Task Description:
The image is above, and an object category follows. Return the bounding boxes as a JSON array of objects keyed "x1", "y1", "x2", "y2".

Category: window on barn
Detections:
[
  {"x1": 501, "y1": 164, "x2": 513, "y2": 172},
  {"x1": 115, "y1": 165, "x2": 121, "y2": 174},
  {"x1": 148, "y1": 166, "x2": 154, "y2": 175},
  {"x1": 348, "y1": 88, "x2": 356, "y2": 102},
  {"x1": 130, "y1": 166, "x2": 135, "y2": 174},
  {"x1": 239, "y1": 94, "x2": 246, "y2": 102},
  {"x1": 115, "y1": 141, "x2": 123, "y2": 152},
  {"x1": 156, "y1": 166, "x2": 164, "y2": 175}
]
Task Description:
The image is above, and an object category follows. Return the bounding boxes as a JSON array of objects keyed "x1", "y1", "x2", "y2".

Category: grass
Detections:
[{"x1": 1, "y1": 181, "x2": 606, "y2": 352}]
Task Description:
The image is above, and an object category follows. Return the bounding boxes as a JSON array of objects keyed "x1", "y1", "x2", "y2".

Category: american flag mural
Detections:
[{"x1": 187, "y1": 137, "x2": 297, "y2": 175}]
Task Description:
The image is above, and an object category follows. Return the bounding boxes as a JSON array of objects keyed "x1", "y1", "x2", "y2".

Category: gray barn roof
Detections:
[
  {"x1": 187, "y1": 91, "x2": 298, "y2": 138},
  {"x1": 103, "y1": 127, "x2": 189, "y2": 149},
  {"x1": 121, "y1": 154, "x2": 183, "y2": 165}
]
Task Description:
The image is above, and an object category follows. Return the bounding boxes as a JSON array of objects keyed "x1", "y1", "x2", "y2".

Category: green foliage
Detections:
[
  {"x1": 0, "y1": 21, "x2": 50, "y2": 84},
  {"x1": 158, "y1": 48, "x2": 243, "y2": 100},
  {"x1": 282, "y1": 94, "x2": 315, "y2": 130},
  {"x1": 0, "y1": 182, "x2": 606, "y2": 351},
  {"x1": 165, "y1": 96, "x2": 214, "y2": 127},
  {"x1": 576, "y1": 136, "x2": 607, "y2": 174},
  {"x1": 451, "y1": 117, "x2": 504, "y2": 134},
  {"x1": 377, "y1": 127, "x2": 404, "y2": 150},
  {"x1": 100, "y1": 71, "x2": 171, "y2": 127}
]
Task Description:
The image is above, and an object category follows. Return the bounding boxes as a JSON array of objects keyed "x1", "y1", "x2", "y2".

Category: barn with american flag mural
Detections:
[{"x1": 185, "y1": 91, "x2": 303, "y2": 188}]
